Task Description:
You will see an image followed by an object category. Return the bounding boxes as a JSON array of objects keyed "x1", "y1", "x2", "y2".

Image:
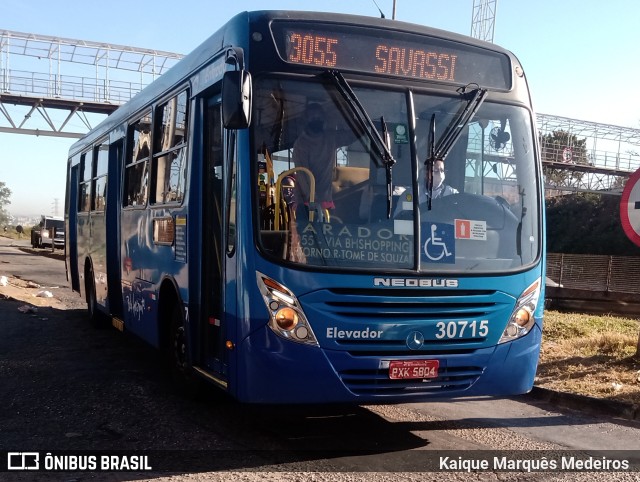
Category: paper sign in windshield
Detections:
[{"x1": 455, "y1": 219, "x2": 486, "y2": 241}]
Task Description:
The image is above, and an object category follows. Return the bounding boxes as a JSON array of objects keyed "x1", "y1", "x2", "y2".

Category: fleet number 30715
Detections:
[{"x1": 435, "y1": 320, "x2": 489, "y2": 339}]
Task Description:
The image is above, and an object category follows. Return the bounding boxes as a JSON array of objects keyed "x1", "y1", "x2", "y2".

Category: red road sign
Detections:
[{"x1": 620, "y1": 168, "x2": 640, "y2": 247}]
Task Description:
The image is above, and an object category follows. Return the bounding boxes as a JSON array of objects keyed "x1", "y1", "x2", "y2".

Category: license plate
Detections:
[{"x1": 389, "y1": 359, "x2": 439, "y2": 380}]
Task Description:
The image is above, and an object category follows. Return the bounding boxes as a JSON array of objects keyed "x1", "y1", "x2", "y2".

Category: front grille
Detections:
[
  {"x1": 325, "y1": 301, "x2": 493, "y2": 319},
  {"x1": 339, "y1": 365, "x2": 484, "y2": 396},
  {"x1": 345, "y1": 347, "x2": 478, "y2": 357},
  {"x1": 300, "y1": 287, "x2": 514, "y2": 352},
  {"x1": 316, "y1": 288, "x2": 501, "y2": 319}
]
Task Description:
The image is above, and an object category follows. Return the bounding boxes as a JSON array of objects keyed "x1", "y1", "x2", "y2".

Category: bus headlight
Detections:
[
  {"x1": 256, "y1": 272, "x2": 318, "y2": 346},
  {"x1": 499, "y1": 278, "x2": 540, "y2": 344}
]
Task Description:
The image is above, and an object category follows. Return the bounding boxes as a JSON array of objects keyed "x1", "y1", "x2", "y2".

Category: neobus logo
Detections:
[{"x1": 373, "y1": 277, "x2": 459, "y2": 288}]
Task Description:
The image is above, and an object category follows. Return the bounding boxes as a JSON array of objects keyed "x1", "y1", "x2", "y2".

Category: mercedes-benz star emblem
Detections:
[{"x1": 406, "y1": 331, "x2": 424, "y2": 350}]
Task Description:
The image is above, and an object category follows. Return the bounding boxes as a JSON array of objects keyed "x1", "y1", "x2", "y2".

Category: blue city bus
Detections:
[{"x1": 65, "y1": 10, "x2": 545, "y2": 404}]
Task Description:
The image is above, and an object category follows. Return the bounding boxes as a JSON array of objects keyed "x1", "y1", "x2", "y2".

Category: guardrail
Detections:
[
  {"x1": 547, "y1": 253, "x2": 640, "y2": 294},
  {"x1": 541, "y1": 145, "x2": 640, "y2": 173},
  {"x1": 1, "y1": 68, "x2": 141, "y2": 104}
]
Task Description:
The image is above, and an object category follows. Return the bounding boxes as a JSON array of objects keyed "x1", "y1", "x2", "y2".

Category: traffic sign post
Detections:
[
  {"x1": 620, "y1": 167, "x2": 640, "y2": 247},
  {"x1": 620, "y1": 168, "x2": 640, "y2": 356}
]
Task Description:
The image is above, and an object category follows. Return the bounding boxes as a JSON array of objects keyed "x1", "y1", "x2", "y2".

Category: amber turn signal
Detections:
[{"x1": 275, "y1": 307, "x2": 299, "y2": 330}]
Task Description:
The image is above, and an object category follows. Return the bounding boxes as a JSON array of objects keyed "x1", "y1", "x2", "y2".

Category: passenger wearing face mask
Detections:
[{"x1": 292, "y1": 102, "x2": 352, "y2": 221}]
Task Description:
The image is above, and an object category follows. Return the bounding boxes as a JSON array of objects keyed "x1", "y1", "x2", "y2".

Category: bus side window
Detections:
[
  {"x1": 124, "y1": 112, "x2": 151, "y2": 207},
  {"x1": 92, "y1": 141, "x2": 109, "y2": 211},
  {"x1": 153, "y1": 90, "x2": 189, "y2": 204},
  {"x1": 78, "y1": 151, "x2": 92, "y2": 212}
]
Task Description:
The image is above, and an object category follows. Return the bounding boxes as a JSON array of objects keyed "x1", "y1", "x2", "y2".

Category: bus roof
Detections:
[{"x1": 69, "y1": 10, "x2": 517, "y2": 157}]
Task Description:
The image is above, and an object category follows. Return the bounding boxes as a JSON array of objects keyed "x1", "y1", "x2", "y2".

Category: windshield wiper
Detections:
[
  {"x1": 425, "y1": 85, "x2": 487, "y2": 209},
  {"x1": 327, "y1": 70, "x2": 397, "y2": 219},
  {"x1": 426, "y1": 113, "x2": 436, "y2": 211}
]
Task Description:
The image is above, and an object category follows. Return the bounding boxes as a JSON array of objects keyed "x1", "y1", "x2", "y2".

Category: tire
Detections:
[
  {"x1": 85, "y1": 267, "x2": 107, "y2": 328},
  {"x1": 169, "y1": 303, "x2": 188, "y2": 374},
  {"x1": 167, "y1": 301, "x2": 202, "y2": 397}
]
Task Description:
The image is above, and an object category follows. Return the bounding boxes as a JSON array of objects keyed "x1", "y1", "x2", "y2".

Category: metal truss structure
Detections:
[
  {"x1": 461, "y1": 113, "x2": 640, "y2": 197},
  {"x1": 469, "y1": 2, "x2": 640, "y2": 196},
  {"x1": 538, "y1": 113, "x2": 640, "y2": 195},
  {"x1": 0, "y1": 29, "x2": 183, "y2": 138},
  {"x1": 471, "y1": 0, "x2": 498, "y2": 43},
  {"x1": 542, "y1": 166, "x2": 628, "y2": 196}
]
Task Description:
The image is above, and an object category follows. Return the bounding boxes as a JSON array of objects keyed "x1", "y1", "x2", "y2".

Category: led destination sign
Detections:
[{"x1": 272, "y1": 23, "x2": 512, "y2": 89}]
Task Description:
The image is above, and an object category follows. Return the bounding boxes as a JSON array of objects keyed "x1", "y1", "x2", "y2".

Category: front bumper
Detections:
[{"x1": 234, "y1": 322, "x2": 542, "y2": 404}]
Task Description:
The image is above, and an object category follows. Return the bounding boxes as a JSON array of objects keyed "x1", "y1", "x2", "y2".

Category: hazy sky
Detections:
[{"x1": 2, "y1": 0, "x2": 639, "y2": 215}]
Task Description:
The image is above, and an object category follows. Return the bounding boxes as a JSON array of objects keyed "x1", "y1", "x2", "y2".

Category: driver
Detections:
[
  {"x1": 394, "y1": 159, "x2": 457, "y2": 216},
  {"x1": 427, "y1": 159, "x2": 458, "y2": 201}
]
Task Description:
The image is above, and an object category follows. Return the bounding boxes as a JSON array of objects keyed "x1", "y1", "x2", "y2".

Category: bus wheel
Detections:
[
  {"x1": 170, "y1": 303, "x2": 188, "y2": 373},
  {"x1": 85, "y1": 267, "x2": 107, "y2": 328},
  {"x1": 167, "y1": 302, "x2": 202, "y2": 397}
]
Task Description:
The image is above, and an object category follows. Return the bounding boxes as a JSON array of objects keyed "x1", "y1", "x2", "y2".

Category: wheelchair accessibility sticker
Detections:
[{"x1": 422, "y1": 222, "x2": 455, "y2": 263}]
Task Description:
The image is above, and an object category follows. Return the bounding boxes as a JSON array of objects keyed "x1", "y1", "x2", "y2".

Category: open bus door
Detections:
[
  {"x1": 197, "y1": 68, "x2": 247, "y2": 386},
  {"x1": 106, "y1": 139, "x2": 124, "y2": 319},
  {"x1": 67, "y1": 164, "x2": 80, "y2": 292},
  {"x1": 201, "y1": 97, "x2": 231, "y2": 377}
]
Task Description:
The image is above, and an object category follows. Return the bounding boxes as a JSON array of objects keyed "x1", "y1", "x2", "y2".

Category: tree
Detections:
[
  {"x1": 0, "y1": 182, "x2": 12, "y2": 226},
  {"x1": 540, "y1": 129, "x2": 588, "y2": 164},
  {"x1": 540, "y1": 130, "x2": 588, "y2": 193}
]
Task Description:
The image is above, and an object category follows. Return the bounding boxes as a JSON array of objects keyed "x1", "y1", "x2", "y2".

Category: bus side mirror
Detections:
[{"x1": 222, "y1": 70, "x2": 252, "y2": 129}]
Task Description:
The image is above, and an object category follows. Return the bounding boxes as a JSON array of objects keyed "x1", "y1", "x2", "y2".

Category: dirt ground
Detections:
[{"x1": 536, "y1": 336, "x2": 640, "y2": 406}]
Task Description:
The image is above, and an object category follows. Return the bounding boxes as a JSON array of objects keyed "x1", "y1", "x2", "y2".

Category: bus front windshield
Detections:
[{"x1": 252, "y1": 77, "x2": 540, "y2": 273}]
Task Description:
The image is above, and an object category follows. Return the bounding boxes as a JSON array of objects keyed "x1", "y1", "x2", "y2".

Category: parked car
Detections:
[{"x1": 31, "y1": 215, "x2": 64, "y2": 250}]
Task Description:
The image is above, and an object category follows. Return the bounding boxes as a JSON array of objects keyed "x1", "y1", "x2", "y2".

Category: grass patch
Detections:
[
  {"x1": 1, "y1": 228, "x2": 32, "y2": 240},
  {"x1": 543, "y1": 311, "x2": 639, "y2": 340},
  {"x1": 537, "y1": 310, "x2": 640, "y2": 405}
]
